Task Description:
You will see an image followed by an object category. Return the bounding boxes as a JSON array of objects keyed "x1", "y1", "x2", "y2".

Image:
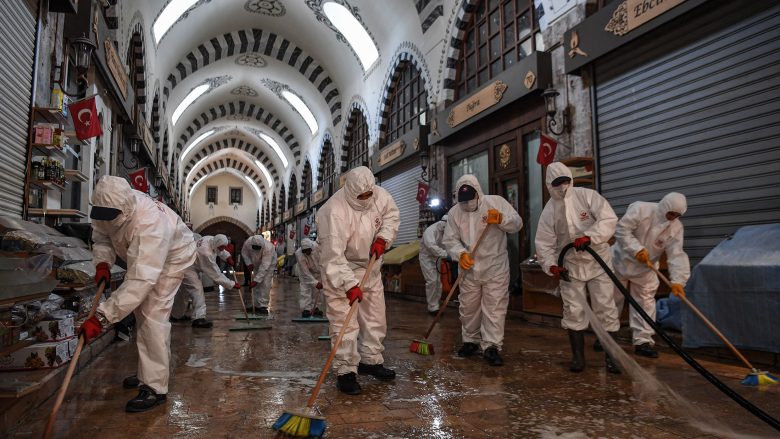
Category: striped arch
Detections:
[
  {"x1": 162, "y1": 28, "x2": 342, "y2": 125},
  {"x1": 182, "y1": 137, "x2": 280, "y2": 185},
  {"x1": 376, "y1": 45, "x2": 433, "y2": 142},
  {"x1": 300, "y1": 159, "x2": 312, "y2": 199},
  {"x1": 317, "y1": 132, "x2": 334, "y2": 186},
  {"x1": 439, "y1": 0, "x2": 480, "y2": 102},
  {"x1": 195, "y1": 216, "x2": 253, "y2": 236},
  {"x1": 340, "y1": 100, "x2": 369, "y2": 173},
  {"x1": 174, "y1": 101, "x2": 300, "y2": 165},
  {"x1": 127, "y1": 24, "x2": 148, "y2": 108},
  {"x1": 151, "y1": 91, "x2": 161, "y2": 143},
  {"x1": 187, "y1": 158, "x2": 269, "y2": 196}
]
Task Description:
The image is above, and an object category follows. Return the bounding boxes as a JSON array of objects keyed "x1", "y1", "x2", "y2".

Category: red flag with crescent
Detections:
[
  {"x1": 416, "y1": 182, "x2": 429, "y2": 204},
  {"x1": 68, "y1": 96, "x2": 103, "y2": 141},
  {"x1": 128, "y1": 168, "x2": 149, "y2": 193},
  {"x1": 303, "y1": 223, "x2": 311, "y2": 236},
  {"x1": 537, "y1": 134, "x2": 558, "y2": 166}
]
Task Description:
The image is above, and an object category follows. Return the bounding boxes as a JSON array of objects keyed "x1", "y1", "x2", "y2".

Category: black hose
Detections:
[{"x1": 557, "y1": 243, "x2": 780, "y2": 432}]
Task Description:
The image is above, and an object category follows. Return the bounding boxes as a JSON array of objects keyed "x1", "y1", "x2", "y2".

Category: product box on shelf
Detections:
[
  {"x1": 0, "y1": 337, "x2": 74, "y2": 370},
  {"x1": 30, "y1": 315, "x2": 75, "y2": 342}
]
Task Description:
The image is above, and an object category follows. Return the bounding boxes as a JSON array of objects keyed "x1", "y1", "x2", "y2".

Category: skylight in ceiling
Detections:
[
  {"x1": 282, "y1": 91, "x2": 319, "y2": 135},
  {"x1": 323, "y1": 2, "x2": 379, "y2": 71},
  {"x1": 172, "y1": 84, "x2": 209, "y2": 126},
  {"x1": 257, "y1": 132, "x2": 289, "y2": 168},
  {"x1": 180, "y1": 129, "x2": 215, "y2": 163},
  {"x1": 254, "y1": 160, "x2": 274, "y2": 188},
  {"x1": 153, "y1": 0, "x2": 199, "y2": 44},
  {"x1": 244, "y1": 175, "x2": 264, "y2": 203}
]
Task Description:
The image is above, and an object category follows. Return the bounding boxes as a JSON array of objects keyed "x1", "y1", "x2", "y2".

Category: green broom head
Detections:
[
  {"x1": 409, "y1": 339, "x2": 434, "y2": 355},
  {"x1": 741, "y1": 370, "x2": 779, "y2": 386},
  {"x1": 272, "y1": 409, "x2": 326, "y2": 437}
]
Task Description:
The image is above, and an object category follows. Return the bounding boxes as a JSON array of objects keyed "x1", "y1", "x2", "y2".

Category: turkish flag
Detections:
[
  {"x1": 69, "y1": 96, "x2": 103, "y2": 140},
  {"x1": 128, "y1": 168, "x2": 149, "y2": 193},
  {"x1": 416, "y1": 182, "x2": 429, "y2": 204},
  {"x1": 537, "y1": 134, "x2": 558, "y2": 166},
  {"x1": 303, "y1": 223, "x2": 311, "y2": 236}
]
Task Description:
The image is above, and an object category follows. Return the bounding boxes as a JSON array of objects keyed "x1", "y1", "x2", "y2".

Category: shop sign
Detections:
[
  {"x1": 275, "y1": 215, "x2": 281, "y2": 224},
  {"x1": 295, "y1": 200, "x2": 306, "y2": 214},
  {"x1": 377, "y1": 140, "x2": 406, "y2": 167},
  {"x1": 105, "y1": 39, "x2": 128, "y2": 100},
  {"x1": 447, "y1": 80, "x2": 508, "y2": 128},
  {"x1": 135, "y1": 107, "x2": 155, "y2": 161},
  {"x1": 606, "y1": 0, "x2": 687, "y2": 36},
  {"x1": 312, "y1": 188, "x2": 325, "y2": 205},
  {"x1": 283, "y1": 209, "x2": 292, "y2": 221}
]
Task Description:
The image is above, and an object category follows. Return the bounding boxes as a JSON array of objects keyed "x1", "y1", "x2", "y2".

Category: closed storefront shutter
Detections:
[
  {"x1": 595, "y1": 3, "x2": 780, "y2": 265},
  {"x1": 379, "y1": 158, "x2": 420, "y2": 246},
  {"x1": 0, "y1": 0, "x2": 35, "y2": 217}
]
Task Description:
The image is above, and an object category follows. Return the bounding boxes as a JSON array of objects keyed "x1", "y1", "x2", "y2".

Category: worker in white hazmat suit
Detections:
[
  {"x1": 295, "y1": 238, "x2": 324, "y2": 317},
  {"x1": 79, "y1": 176, "x2": 196, "y2": 413},
  {"x1": 170, "y1": 235, "x2": 237, "y2": 327},
  {"x1": 534, "y1": 162, "x2": 621, "y2": 374},
  {"x1": 442, "y1": 175, "x2": 523, "y2": 367},
  {"x1": 241, "y1": 234, "x2": 276, "y2": 314},
  {"x1": 419, "y1": 215, "x2": 450, "y2": 315},
  {"x1": 317, "y1": 166, "x2": 400, "y2": 395},
  {"x1": 611, "y1": 192, "x2": 690, "y2": 358}
]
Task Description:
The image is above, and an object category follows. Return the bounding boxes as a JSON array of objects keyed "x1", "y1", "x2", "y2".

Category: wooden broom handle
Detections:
[
  {"x1": 646, "y1": 262, "x2": 755, "y2": 371},
  {"x1": 306, "y1": 255, "x2": 377, "y2": 409},
  {"x1": 43, "y1": 280, "x2": 108, "y2": 439},
  {"x1": 423, "y1": 223, "x2": 493, "y2": 339}
]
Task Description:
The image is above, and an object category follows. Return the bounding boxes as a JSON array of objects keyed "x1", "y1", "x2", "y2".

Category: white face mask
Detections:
[
  {"x1": 550, "y1": 182, "x2": 570, "y2": 200},
  {"x1": 461, "y1": 199, "x2": 479, "y2": 212},
  {"x1": 354, "y1": 195, "x2": 372, "y2": 211}
]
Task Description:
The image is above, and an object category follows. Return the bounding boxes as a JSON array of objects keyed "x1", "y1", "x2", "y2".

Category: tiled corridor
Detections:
[{"x1": 10, "y1": 277, "x2": 780, "y2": 438}]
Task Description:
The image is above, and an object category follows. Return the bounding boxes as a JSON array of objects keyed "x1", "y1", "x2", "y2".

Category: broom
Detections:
[
  {"x1": 43, "y1": 279, "x2": 107, "y2": 439},
  {"x1": 645, "y1": 262, "x2": 777, "y2": 386},
  {"x1": 410, "y1": 223, "x2": 492, "y2": 356},
  {"x1": 228, "y1": 270, "x2": 270, "y2": 332},
  {"x1": 272, "y1": 255, "x2": 377, "y2": 437}
]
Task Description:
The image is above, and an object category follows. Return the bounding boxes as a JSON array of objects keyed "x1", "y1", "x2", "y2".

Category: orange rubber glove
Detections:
[
  {"x1": 459, "y1": 252, "x2": 474, "y2": 270},
  {"x1": 635, "y1": 249, "x2": 650, "y2": 264},
  {"x1": 486, "y1": 209, "x2": 502, "y2": 225},
  {"x1": 670, "y1": 283, "x2": 685, "y2": 298}
]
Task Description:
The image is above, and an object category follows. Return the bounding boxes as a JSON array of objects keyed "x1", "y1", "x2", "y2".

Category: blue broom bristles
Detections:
[
  {"x1": 272, "y1": 411, "x2": 326, "y2": 438},
  {"x1": 740, "y1": 371, "x2": 779, "y2": 387}
]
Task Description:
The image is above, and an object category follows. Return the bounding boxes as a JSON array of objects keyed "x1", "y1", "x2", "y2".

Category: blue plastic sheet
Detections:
[
  {"x1": 682, "y1": 224, "x2": 780, "y2": 353},
  {"x1": 657, "y1": 295, "x2": 682, "y2": 331}
]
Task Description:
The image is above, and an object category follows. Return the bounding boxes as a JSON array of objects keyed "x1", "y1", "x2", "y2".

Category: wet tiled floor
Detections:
[{"x1": 8, "y1": 276, "x2": 780, "y2": 438}]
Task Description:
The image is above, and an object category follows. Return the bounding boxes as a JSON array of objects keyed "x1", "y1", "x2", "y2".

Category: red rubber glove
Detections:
[
  {"x1": 233, "y1": 282, "x2": 241, "y2": 290},
  {"x1": 226, "y1": 257, "x2": 235, "y2": 267},
  {"x1": 346, "y1": 285, "x2": 363, "y2": 305},
  {"x1": 246, "y1": 265, "x2": 254, "y2": 273},
  {"x1": 79, "y1": 316, "x2": 102, "y2": 344},
  {"x1": 369, "y1": 237, "x2": 386, "y2": 258},
  {"x1": 249, "y1": 281, "x2": 258, "y2": 288},
  {"x1": 95, "y1": 262, "x2": 110, "y2": 286},
  {"x1": 316, "y1": 282, "x2": 323, "y2": 289},
  {"x1": 573, "y1": 236, "x2": 591, "y2": 251},
  {"x1": 550, "y1": 265, "x2": 567, "y2": 277}
]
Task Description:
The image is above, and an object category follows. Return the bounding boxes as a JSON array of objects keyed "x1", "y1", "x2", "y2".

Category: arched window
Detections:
[
  {"x1": 385, "y1": 60, "x2": 427, "y2": 145},
  {"x1": 345, "y1": 109, "x2": 369, "y2": 170},
  {"x1": 126, "y1": 32, "x2": 146, "y2": 114},
  {"x1": 277, "y1": 186, "x2": 284, "y2": 215},
  {"x1": 319, "y1": 139, "x2": 336, "y2": 191},
  {"x1": 455, "y1": 0, "x2": 539, "y2": 99},
  {"x1": 302, "y1": 161, "x2": 312, "y2": 199},
  {"x1": 287, "y1": 174, "x2": 298, "y2": 208}
]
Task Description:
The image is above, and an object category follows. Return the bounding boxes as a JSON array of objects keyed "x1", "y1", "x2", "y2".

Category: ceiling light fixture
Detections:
[
  {"x1": 153, "y1": 0, "x2": 199, "y2": 44},
  {"x1": 172, "y1": 84, "x2": 209, "y2": 126},
  {"x1": 281, "y1": 90, "x2": 318, "y2": 135},
  {"x1": 323, "y1": 1, "x2": 379, "y2": 71}
]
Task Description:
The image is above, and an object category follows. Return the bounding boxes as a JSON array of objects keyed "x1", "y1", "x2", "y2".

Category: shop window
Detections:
[
  {"x1": 385, "y1": 61, "x2": 427, "y2": 145},
  {"x1": 206, "y1": 186, "x2": 218, "y2": 204},
  {"x1": 345, "y1": 109, "x2": 369, "y2": 170},
  {"x1": 450, "y1": 150, "x2": 490, "y2": 202},
  {"x1": 288, "y1": 174, "x2": 298, "y2": 206},
  {"x1": 230, "y1": 187, "x2": 242, "y2": 205},
  {"x1": 455, "y1": 0, "x2": 540, "y2": 100}
]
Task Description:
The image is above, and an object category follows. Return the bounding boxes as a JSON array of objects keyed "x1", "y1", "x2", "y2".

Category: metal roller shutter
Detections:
[
  {"x1": 0, "y1": 0, "x2": 35, "y2": 217},
  {"x1": 595, "y1": 3, "x2": 780, "y2": 265},
  {"x1": 379, "y1": 158, "x2": 420, "y2": 245}
]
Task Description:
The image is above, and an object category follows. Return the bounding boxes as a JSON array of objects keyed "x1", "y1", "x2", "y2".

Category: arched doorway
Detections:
[{"x1": 197, "y1": 219, "x2": 251, "y2": 263}]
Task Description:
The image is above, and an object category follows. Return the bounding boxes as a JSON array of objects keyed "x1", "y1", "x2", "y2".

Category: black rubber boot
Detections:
[
  {"x1": 605, "y1": 353, "x2": 621, "y2": 374},
  {"x1": 483, "y1": 347, "x2": 503, "y2": 366},
  {"x1": 635, "y1": 343, "x2": 658, "y2": 358},
  {"x1": 336, "y1": 372, "x2": 361, "y2": 395},
  {"x1": 457, "y1": 342, "x2": 479, "y2": 358},
  {"x1": 593, "y1": 339, "x2": 603, "y2": 352},
  {"x1": 122, "y1": 375, "x2": 139, "y2": 389},
  {"x1": 257, "y1": 307, "x2": 269, "y2": 315},
  {"x1": 191, "y1": 318, "x2": 213, "y2": 328},
  {"x1": 302, "y1": 310, "x2": 312, "y2": 318},
  {"x1": 568, "y1": 330, "x2": 585, "y2": 372},
  {"x1": 313, "y1": 308, "x2": 323, "y2": 318},
  {"x1": 357, "y1": 363, "x2": 396, "y2": 381},
  {"x1": 125, "y1": 385, "x2": 167, "y2": 413}
]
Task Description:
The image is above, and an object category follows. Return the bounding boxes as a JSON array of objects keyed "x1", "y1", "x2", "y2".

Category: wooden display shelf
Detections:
[
  {"x1": 27, "y1": 208, "x2": 86, "y2": 218},
  {"x1": 30, "y1": 144, "x2": 66, "y2": 158},
  {"x1": 32, "y1": 107, "x2": 67, "y2": 125},
  {"x1": 27, "y1": 179, "x2": 65, "y2": 192},
  {"x1": 64, "y1": 169, "x2": 88, "y2": 182}
]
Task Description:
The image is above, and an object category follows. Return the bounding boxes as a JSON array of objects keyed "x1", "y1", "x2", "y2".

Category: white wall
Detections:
[{"x1": 190, "y1": 173, "x2": 259, "y2": 232}]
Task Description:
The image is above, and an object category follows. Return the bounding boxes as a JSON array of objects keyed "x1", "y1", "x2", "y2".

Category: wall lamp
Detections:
[
  {"x1": 120, "y1": 134, "x2": 141, "y2": 169},
  {"x1": 542, "y1": 86, "x2": 569, "y2": 136},
  {"x1": 418, "y1": 110, "x2": 437, "y2": 183},
  {"x1": 51, "y1": 34, "x2": 97, "y2": 97}
]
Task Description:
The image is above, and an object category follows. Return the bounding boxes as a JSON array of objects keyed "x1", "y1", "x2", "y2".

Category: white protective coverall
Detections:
[
  {"x1": 241, "y1": 235, "x2": 276, "y2": 308},
  {"x1": 317, "y1": 166, "x2": 400, "y2": 375},
  {"x1": 612, "y1": 193, "x2": 690, "y2": 345},
  {"x1": 91, "y1": 176, "x2": 196, "y2": 394},
  {"x1": 442, "y1": 175, "x2": 523, "y2": 351},
  {"x1": 295, "y1": 238, "x2": 323, "y2": 312},
  {"x1": 171, "y1": 235, "x2": 232, "y2": 319},
  {"x1": 535, "y1": 162, "x2": 620, "y2": 332},
  {"x1": 420, "y1": 218, "x2": 449, "y2": 312}
]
